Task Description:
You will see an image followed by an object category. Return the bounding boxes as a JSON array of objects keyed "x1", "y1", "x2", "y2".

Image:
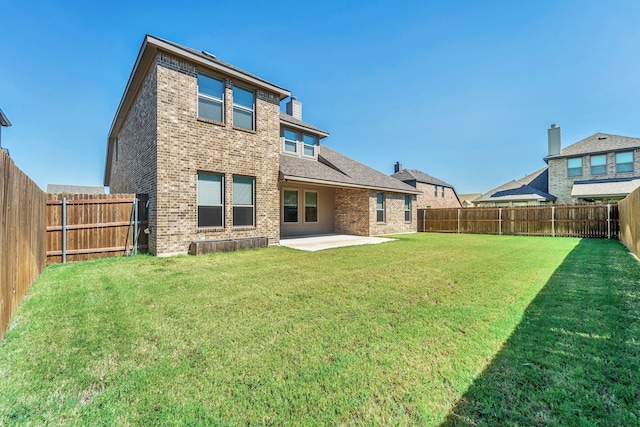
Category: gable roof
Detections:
[
  {"x1": 545, "y1": 133, "x2": 640, "y2": 161},
  {"x1": 105, "y1": 35, "x2": 291, "y2": 186},
  {"x1": 391, "y1": 168, "x2": 454, "y2": 188},
  {"x1": 280, "y1": 113, "x2": 329, "y2": 138},
  {"x1": 0, "y1": 108, "x2": 11, "y2": 127},
  {"x1": 280, "y1": 146, "x2": 421, "y2": 194},
  {"x1": 475, "y1": 167, "x2": 556, "y2": 203},
  {"x1": 571, "y1": 177, "x2": 640, "y2": 199}
]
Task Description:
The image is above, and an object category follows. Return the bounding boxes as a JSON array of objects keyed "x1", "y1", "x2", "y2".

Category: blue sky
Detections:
[{"x1": 2, "y1": 1, "x2": 640, "y2": 194}]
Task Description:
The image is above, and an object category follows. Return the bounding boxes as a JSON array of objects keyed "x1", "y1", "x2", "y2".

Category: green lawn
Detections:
[{"x1": 0, "y1": 234, "x2": 638, "y2": 425}]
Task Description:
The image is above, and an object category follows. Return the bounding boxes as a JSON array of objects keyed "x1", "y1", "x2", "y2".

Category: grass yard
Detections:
[{"x1": 0, "y1": 233, "x2": 638, "y2": 425}]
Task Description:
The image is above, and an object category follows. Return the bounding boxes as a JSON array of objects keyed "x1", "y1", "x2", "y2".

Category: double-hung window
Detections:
[
  {"x1": 434, "y1": 185, "x2": 438, "y2": 196},
  {"x1": 616, "y1": 151, "x2": 633, "y2": 173},
  {"x1": 233, "y1": 86, "x2": 255, "y2": 130},
  {"x1": 283, "y1": 190, "x2": 298, "y2": 222},
  {"x1": 198, "y1": 74, "x2": 224, "y2": 122},
  {"x1": 283, "y1": 130, "x2": 297, "y2": 153},
  {"x1": 567, "y1": 157, "x2": 583, "y2": 177},
  {"x1": 197, "y1": 172, "x2": 223, "y2": 227},
  {"x1": 303, "y1": 134, "x2": 316, "y2": 157},
  {"x1": 233, "y1": 176, "x2": 255, "y2": 226},
  {"x1": 404, "y1": 195, "x2": 411, "y2": 222},
  {"x1": 441, "y1": 186, "x2": 445, "y2": 198},
  {"x1": 590, "y1": 155, "x2": 606, "y2": 175},
  {"x1": 305, "y1": 191, "x2": 318, "y2": 222},
  {"x1": 376, "y1": 192, "x2": 385, "y2": 222}
]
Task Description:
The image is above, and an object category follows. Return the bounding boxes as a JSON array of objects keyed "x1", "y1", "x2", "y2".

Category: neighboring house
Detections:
[
  {"x1": 458, "y1": 193, "x2": 482, "y2": 208},
  {"x1": 474, "y1": 167, "x2": 556, "y2": 207},
  {"x1": 545, "y1": 125, "x2": 640, "y2": 204},
  {"x1": 391, "y1": 162, "x2": 461, "y2": 208},
  {"x1": 0, "y1": 108, "x2": 11, "y2": 151},
  {"x1": 47, "y1": 184, "x2": 106, "y2": 194},
  {"x1": 476, "y1": 124, "x2": 640, "y2": 206},
  {"x1": 104, "y1": 35, "x2": 420, "y2": 256}
]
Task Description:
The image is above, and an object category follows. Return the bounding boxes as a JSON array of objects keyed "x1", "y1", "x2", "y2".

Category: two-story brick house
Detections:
[
  {"x1": 104, "y1": 35, "x2": 419, "y2": 256},
  {"x1": 390, "y1": 162, "x2": 461, "y2": 208},
  {"x1": 475, "y1": 124, "x2": 640, "y2": 206}
]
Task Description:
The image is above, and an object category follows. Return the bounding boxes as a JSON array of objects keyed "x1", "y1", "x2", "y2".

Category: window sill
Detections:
[
  {"x1": 197, "y1": 227, "x2": 225, "y2": 233},
  {"x1": 197, "y1": 117, "x2": 226, "y2": 127},
  {"x1": 232, "y1": 126, "x2": 256, "y2": 134},
  {"x1": 232, "y1": 226, "x2": 256, "y2": 230}
]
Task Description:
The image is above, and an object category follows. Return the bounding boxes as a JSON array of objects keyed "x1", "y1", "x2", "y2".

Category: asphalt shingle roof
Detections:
[
  {"x1": 279, "y1": 113, "x2": 329, "y2": 137},
  {"x1": 391, "y1": 169, "x2": 454, "y2": 188},
  {"x1": 280, "y1": 146, "x2": 421, "y2": 194},
  {"x1": 546, "y1": 133, "x2": 640, "y2": 160},
  {"x1": 475, "y1": 167, "x2": 556, "y2": 203},
  {"x1": 571, "y1": 177, "x2": 640, "y2": 198},
  {"x1": 47, "y1": 184, "x2": 106, "y2": 194}
]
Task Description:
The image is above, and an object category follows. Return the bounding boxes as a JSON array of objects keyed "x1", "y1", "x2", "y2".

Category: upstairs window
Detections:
[
  {"x1": 441, "y1": 186, "x2": 445, "y2": 197},
  {"x1": 305, "y1": 191, "x2": 318, "y2": 222},
  {"x1": 434, "y1": 185, "x2": 438, "y2": 196},
  {"x1": 567, "y1": 157, "x2": 583, "y2": 177},
  {"x1": 303, "y1": 134, "x2": 316, "y2": 157},
  {"x1": 590, "y1": 154, "x2": 606, "y2": 175},
  {"x1": 233, "y1": 86, "x2": 255, "y2": 130},
  {"x1": 197, "y1": 172, "x2": 223, "y2": 227},
  {"x1": 198, "y1": 74, "x2": 224, "y2": 122},
  {"x1": 232, "y1": 176, "x2": 255, "y2": 226},
  {"x1": 283, "y1": 189, "x2": 298, "y2": 222},
  {"x1": 616, "y1": 151, "x2": 633, "y2": 173},
  {"x1": 404, "y1": 195, "x2": 411, "y2": 222},
  {"x1": 376, "y1": 192, "x2": 385, "y2": 222},
  {"x1": 283, "y1": 129, "x2": 297, "y2": 153}
]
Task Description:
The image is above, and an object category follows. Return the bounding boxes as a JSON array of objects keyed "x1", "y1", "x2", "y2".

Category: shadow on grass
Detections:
[{"x1": 443, "y1": 239, "x2": 640, "y2": 426}]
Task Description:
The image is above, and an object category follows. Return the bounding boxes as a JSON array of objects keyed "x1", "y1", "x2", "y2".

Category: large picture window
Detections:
[
  {"x1": 616, "y1": 151, "x2": 633, "y2": 173},
  {"x1": 590, "y1": 154, "x2": 606, "y2": 175},
  {"x1": 283, "y1": 190, "x2": 298, "y2": 222},
  {"x1": 567, "y1": 157, "x2": 583, "y2": 177},
  {"x1": 197, "y1": 172, "x2": 223, "y2": 227},
  {"x1": 233, "y1": 176, "x2": 255, "y2": 226},
  {"x1": 305, "y1": 191, "x2": 318, "y2": 222},
  {"x1": 376, "y1": 192, "x2": 385, "y2": 222},
  {"x1": 233, "y1": 86, "x2": 255, "y2": 130},
  {"x1": 197, "y1": 74, "x2": 224, "y2": 122},
  {"x1": 404, "y1": 195, "x2": 411, "y2": 222}
]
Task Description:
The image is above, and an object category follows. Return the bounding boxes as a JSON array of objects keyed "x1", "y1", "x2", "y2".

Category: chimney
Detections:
[
  {"x1": 286, "y1": 97, "x2": 302, "y2": 120},
  {"x1": 394, "y1": 161, "x2": 402, "y2": 173},
  {"x1": 548, "y1": 123, "x2": 561, "y2": 156}
]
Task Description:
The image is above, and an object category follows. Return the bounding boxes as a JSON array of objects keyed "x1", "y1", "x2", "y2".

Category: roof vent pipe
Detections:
[
  {"x1": 394, "y1": 161, "x2": 402, "y2": 173},
  {"x1": 548, "y1": 123, "x2": 561, "y2": 156}
]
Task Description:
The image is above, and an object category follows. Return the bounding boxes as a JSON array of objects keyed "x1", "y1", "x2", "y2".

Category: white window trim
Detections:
[
  {"x1": 615, "y1": 151, "x2": 634, "y2": 174},
  {"x1": 232, "y1": 175, "x2": 255, "y2": 227},
  {"x1": 232, "y1": 86, "x2": 255, "y2": 131},
  {"x1": 376, "y1": 192, "x2": 385, "y2": 223},
  {"x1": 197, "y1": 74, "x2": 224, "y2": 123}
]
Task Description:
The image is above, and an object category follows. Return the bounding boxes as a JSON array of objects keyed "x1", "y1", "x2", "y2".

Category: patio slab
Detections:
[{"x1": 279, "y1": 234, "x2": 396, "y2": 252}]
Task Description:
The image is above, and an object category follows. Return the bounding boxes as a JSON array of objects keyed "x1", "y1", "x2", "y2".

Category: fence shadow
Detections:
[{"x1": 442, "y1": 239, "x2": 640, "y2": 426}]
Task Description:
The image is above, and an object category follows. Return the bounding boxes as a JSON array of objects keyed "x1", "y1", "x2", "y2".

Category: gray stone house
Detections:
[
  {"x1": 390, "y1": 162, "x2": 461, "y2": 208},
  {"x1": 104, "y1": 35, "x2": 420, "y2": 256},
  {"x1": 476, "y1": 124, "x2": 640, "y2": 206}
]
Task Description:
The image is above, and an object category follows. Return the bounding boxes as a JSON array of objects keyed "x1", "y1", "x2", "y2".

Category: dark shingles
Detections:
[
  {"x1": 546, "y1": 133, "x2": 640, "y2": 160},
  {"x1": 475, "y1": 167, "x2": 556, "y2": 203},
  {"x1": 391, "y1": 169, "x2": 454, "y2": 188}
]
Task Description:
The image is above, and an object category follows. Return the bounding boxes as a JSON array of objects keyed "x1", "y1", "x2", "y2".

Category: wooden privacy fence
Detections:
[
  {"x1": 46, "y1": 193, "x2": 149, "y2": 265},
  {"x1": 418, "y1": 204, "x2": 619, "y2": 239},
  {"x1": 1, "y1": 150, "x2": 46, "y2": 341},
  {"x1": 619, "y1": 186, "x2": 640, "y2": 258}
]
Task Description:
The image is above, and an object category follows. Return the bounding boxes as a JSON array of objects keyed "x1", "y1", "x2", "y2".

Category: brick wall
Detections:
[
  {"x1": 369, "y1": 191, "x2": 417, "y2": 235},
  {"x1": 334, "y1": 188, "x2": 369, "y2": 235},
  {"x1": 548, "y1": 149, "x2": 640, "y2": 203},
  {"x1": 108, "y1": 64, "x2": 158, "y2": 253},
  {"x1": 415, "y1": 182, "x2": 460, "y2": 208}
]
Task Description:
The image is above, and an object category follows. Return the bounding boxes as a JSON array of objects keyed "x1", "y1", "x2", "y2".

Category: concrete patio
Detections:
[{"x1": 279, "y1": 234, "x2": 396, "y2": 252}]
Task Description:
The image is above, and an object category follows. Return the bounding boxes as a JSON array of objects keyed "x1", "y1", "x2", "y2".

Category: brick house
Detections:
[
  {"x1": 476, "y1": 124, "x2": 640, "y2": 206},
  {"x1": 390, "y1": 163, "x2": 461, "y2": 208},
  {"x1": 104, "y1": 35, "x2": 420, "y2": 256}
]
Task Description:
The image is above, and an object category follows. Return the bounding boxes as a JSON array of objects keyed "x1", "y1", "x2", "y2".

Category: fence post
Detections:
[
  {"x1": 551, "y1": 206, "x2": 555, "y2": 237},
  {"x1": 133, "y1": 197, "x2": 139, "y2": 254},
  {"x1": 61, "y1": 197, "x2": 67, "y2": 264},
  {"x1": 607, "y1": 203, "x2": 611, "y2": 239},
  {"x1": 422, "y1": 209, "x2": 426, "y2": 232},
  {"x1": 499, "y1": 207, "x2": 502, "y2": 235},
  {"x1": 457, "y1": 208, "x2": 461, "y2": 234}
]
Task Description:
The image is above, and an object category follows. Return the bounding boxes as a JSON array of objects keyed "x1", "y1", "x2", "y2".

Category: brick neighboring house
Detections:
[
  {"x1": 476, "y1": 124, "x2": 640, "y2": 206},
  {"x1": 104, "y1": 35, "x2": 420, "y2": 256},
  {"x1": 390, "y1": 163, "x2": 461, "y2": 208}
]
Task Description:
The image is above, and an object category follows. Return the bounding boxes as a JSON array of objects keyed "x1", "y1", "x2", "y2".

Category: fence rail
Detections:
[
  {"x1": 45, "y1": 193, "x2": 149, "y2": 265},
  {"x1": 1, "y1": 150, "x2": 46, "y2": 341},
  {"x1": 418, "y1": 204, "x2": 619, "y2": 239}
]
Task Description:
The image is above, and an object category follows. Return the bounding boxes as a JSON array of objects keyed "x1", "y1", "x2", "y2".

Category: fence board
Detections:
[
  {"x1": 418, "y1": 204, "x2": 619, "y2": 239},
  {"x1": 45, "y1": 193, "x2": 148, "y2": 265},
  {"x1": 619, "y1": 186, "x2": 640, "y2": 258},
  {"x1": 1, "y1": 150, "x2": 46, "y2": 341}
]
